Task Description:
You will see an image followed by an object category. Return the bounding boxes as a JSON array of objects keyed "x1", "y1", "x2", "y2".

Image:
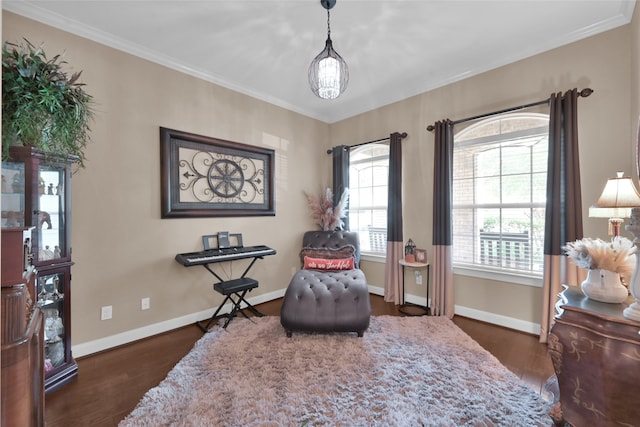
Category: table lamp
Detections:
[
  {"x1": 593, "y1": 172, "x2": 640, "y2": 320},
  {"x1": 591, "y1": 172, "x2": 640, "y2": 237},
  {"x1": 588, "y1": 207, "x2": 633, "y2": 237},
  {"x1": 587, "y1": 172, "x2": 640, "y2": 311}
]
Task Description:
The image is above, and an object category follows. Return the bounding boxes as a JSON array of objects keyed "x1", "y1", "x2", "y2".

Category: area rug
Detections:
[{"x1": 120, "y1": 316, "x2": 552, "y2": 426}]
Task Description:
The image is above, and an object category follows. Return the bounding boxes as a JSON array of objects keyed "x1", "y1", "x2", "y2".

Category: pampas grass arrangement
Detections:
[
  {"x1": 563, "y1": 237, "x2": 636, "y2": 284},
  {"x1": 304, "y1": 187, "x2": 349, "y2": 231}
]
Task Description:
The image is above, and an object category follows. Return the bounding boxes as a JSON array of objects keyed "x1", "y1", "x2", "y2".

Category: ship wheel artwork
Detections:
[
  {"x1": 208, "y1": 159, "x2": 245, "y2": 198},
  {"x1": 161, "y1": 127, "x2": 274, "y2": 217}
]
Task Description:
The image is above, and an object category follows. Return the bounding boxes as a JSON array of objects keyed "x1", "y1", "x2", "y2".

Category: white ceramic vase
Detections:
[{"x1": 581, "y1": 269, "x2": 629, "y2": 304}]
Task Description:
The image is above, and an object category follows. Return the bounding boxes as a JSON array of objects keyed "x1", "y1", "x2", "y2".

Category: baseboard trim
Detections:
[
  {"x1": 73, "y1": 286, "x2": 540, "y2": 357},
  {"x1": 72, "y1": 288, "x2": 286, "y2": 358},
  {"x1": 454, "y1": 305, "x2": 541, "y2": 335},
  {"x1": 370, "y1": 285, "x2": 540, "y2": 335}
]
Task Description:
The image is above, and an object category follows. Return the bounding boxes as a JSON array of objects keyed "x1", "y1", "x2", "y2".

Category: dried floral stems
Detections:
[
  {"x1": 304, "y1": 187, "x2": 349, "y2": 231},
  {"x1": 563, "y1": 237, "x2": 636, "y2": 284}
]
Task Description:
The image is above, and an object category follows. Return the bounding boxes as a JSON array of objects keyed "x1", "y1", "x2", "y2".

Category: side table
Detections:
[
  {"x1": 547, "y1": 285, "x2": 640, "y2": 426},
  {"x1": 398, "y1": 259, "x2": 430, "y2": 315}
]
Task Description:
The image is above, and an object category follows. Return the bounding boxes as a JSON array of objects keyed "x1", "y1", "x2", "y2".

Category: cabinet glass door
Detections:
[
  {"x1": 4, "y1": 146, "x2": 77, "y2": 392},
  {"x1": 38, "y1": 270, "x2": 68, "y2": 374},
  {"x1": 1, "y1": 160, "x2": 26, "y2": 228},
  {"x1": 36, "y1": 165, "x2": 67, "y2": 263}
]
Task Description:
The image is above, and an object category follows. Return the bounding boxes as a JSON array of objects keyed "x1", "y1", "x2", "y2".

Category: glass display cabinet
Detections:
[{"x1": 1, "y1": 146, "x2": 77, "y2": 392}]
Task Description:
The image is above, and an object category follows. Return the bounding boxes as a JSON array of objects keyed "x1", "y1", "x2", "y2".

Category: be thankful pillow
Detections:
[
  {"x1": 303, "y1": 256, "x2": 355, "y2": 271},
  {"x1": 299, "y1": 245, "x2": 357, "y2": 266}
]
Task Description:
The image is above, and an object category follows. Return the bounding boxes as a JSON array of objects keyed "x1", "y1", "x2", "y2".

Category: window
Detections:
[
  {"x1": 452, "y1": 113, "x2": 549, "y2": 283},
  {"x1": 349, "y1": 143, "x2": 389, "y2": 255}
]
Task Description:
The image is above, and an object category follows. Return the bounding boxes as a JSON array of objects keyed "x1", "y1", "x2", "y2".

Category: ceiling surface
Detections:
[{"x1": 3, "y1": 1, "x2": 636, "y2": 123}]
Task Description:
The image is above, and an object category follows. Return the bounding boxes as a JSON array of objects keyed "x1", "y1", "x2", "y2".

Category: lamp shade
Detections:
[
  {"x1": 589, "y1": 206, "x2": 633, "y2": 219},
  {"x1": 594, "y1": 172, "x2": 640, "y2": 208}
]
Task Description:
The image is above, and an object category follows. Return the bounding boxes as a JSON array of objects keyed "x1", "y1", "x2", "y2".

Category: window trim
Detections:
[
  {"x1": 360, "y1": 253, "x2": 386, "y2": 263},
  {"x1": 453, "y1": 263, "x2": 543, "y2": 287},
  {"x1": 452, "y1": 114, "x2": 548, "y2": 282},
  {"x1": 348, "y1": 143, "x2": 390, "y2": 256}
]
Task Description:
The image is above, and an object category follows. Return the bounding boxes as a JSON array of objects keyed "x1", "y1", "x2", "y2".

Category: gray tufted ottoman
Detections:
[{"x1": 280, "y1": 231, "x2": 371, "y2": 337}]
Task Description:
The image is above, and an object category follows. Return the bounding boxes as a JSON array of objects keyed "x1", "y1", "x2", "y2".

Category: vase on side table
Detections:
[{"x1": 581, "y1": 268, "x2": 628, "y2": 303}]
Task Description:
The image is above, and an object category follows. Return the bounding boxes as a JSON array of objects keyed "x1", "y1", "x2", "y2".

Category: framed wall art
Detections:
[
  {"x1": 414, "y1": 249, "x2": 427, "y2": 263},
  {"x1": 160, "y1": 127, "x2": 275, "y2": 218}
]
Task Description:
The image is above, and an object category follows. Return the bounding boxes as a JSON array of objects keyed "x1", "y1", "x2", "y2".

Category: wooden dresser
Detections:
[
  {"x1": 548, "y1": 285, "x2": 640, "y2": 426},
  {"x1": 1, "y1": 227, "x2": 45, "y2": 426}
]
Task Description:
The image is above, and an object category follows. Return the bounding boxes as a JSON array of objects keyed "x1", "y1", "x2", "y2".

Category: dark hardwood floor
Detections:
[{"x1": 44, "y1": 295, "x2": 555, "y2": 427}]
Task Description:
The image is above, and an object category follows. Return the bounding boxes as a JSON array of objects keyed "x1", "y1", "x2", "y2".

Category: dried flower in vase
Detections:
[
  {"x1": 563, "y1": 237, "x2": 636, "y2": 284},
  {"x1": 304, "y1": 187, "x2": 349, "y2": 231}
]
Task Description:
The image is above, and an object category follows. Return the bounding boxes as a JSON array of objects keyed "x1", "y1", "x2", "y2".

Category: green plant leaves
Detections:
[{"x1": 2, "y1": 39, "x2": 94, "y2": 167}]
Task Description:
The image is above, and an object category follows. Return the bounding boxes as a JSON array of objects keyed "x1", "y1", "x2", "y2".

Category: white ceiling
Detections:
[{"x1": 3, "y1": 1, "x2": 636, "y2": 123}]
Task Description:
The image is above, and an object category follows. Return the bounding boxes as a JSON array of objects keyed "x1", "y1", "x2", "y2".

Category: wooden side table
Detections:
[
  {"x1": 398, "y1": 260, "x2": 430, "y2": 315},
  {"x1": 548, "y1": 285, "x2": 640, "y2": 426}
]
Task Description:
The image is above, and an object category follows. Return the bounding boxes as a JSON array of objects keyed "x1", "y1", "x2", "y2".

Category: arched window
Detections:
[{"x1": 453, "y1": 113, "x2": 548, "y2": 285}]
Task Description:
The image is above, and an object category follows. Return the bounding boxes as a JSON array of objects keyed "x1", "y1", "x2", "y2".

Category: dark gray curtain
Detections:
[
  {"x1": 540, "y1": 89, "x2": 584, "y2": 342},
  {"x1": 331, "y1": 145, "x2": 350, "y2": 230},
  {"x1": 384, "y1": 132, "x2": 405, "y2": 304},
  {"x1": 432, "y1": 120, "x2": 455, "y2": 317}
]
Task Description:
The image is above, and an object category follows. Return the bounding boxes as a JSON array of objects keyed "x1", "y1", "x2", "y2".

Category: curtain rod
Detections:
[
  {"x1": 326, "y1": 132, "x2": 408, "y2": 154},
  {"x1": 425, "y1": 88, "x2": 594, "y2": 132}
]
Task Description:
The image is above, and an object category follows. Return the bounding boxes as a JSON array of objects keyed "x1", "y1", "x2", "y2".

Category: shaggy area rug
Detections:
[{"x1": 120, "y1": 316, "x2": 552, "y2": 426}]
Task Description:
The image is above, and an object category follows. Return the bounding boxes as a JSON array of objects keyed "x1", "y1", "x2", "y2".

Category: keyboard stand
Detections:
[
  {"x1": 196, "y1": 257, "x2": 266, "y2": 333},
  {"x1": 198, "y1": 277, "x2": 263, "y2": 332}
]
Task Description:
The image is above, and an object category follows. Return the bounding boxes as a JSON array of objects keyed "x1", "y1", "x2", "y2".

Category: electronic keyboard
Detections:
[{"x1": 175, "y1": 245, "x2": 276, "y2": 266}]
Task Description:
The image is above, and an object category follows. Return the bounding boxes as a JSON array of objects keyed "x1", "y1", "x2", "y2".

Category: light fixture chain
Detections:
[{"x1": 327, "y1": 9, "x2": 331, "y2": 39}]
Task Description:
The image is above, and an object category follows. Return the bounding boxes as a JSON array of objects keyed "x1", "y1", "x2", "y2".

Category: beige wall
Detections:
[
  {"x1": 2, "y1": 6, "x2": 639, "y2": 353},
  {"x1": 334, "y1": 13, "x2": 637, "y2": 330},
  {"x1": 3, "y1": 12, "x2": 331, "y2": 351}
]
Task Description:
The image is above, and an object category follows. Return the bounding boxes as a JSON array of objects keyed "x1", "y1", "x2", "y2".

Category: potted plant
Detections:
[{"x1": 2, "y1": 39, "x2": 94, "y2": 167}]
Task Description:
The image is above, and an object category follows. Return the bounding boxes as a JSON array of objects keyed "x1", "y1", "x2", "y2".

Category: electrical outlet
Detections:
[
  {"x1": 101, "y1": 305, "x2": 112, "y2": 320},
  {"x1": 415, "y1": 271, "x2": 422, "y2": 285},
  {"x1": 141, "y1": 297, "x2": 150, "y2": 310}
]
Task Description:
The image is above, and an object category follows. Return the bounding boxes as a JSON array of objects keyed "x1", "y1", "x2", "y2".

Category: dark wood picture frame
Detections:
[{"x1": 160, "y1": 127, "x2": 275, "y2": 218}]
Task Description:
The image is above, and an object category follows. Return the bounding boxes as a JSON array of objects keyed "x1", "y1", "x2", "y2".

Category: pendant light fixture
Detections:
[{"x1": 308, "y1": 0, "x2": 349, "y2": 100}]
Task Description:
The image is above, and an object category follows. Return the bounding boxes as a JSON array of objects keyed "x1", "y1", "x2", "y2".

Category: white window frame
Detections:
[
  {"x1": 452, "y1": 113, "x2": 549, "y2": 287},
  {"x1": 348, "y1": 143, "x2": 389, "y2": 259}
]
